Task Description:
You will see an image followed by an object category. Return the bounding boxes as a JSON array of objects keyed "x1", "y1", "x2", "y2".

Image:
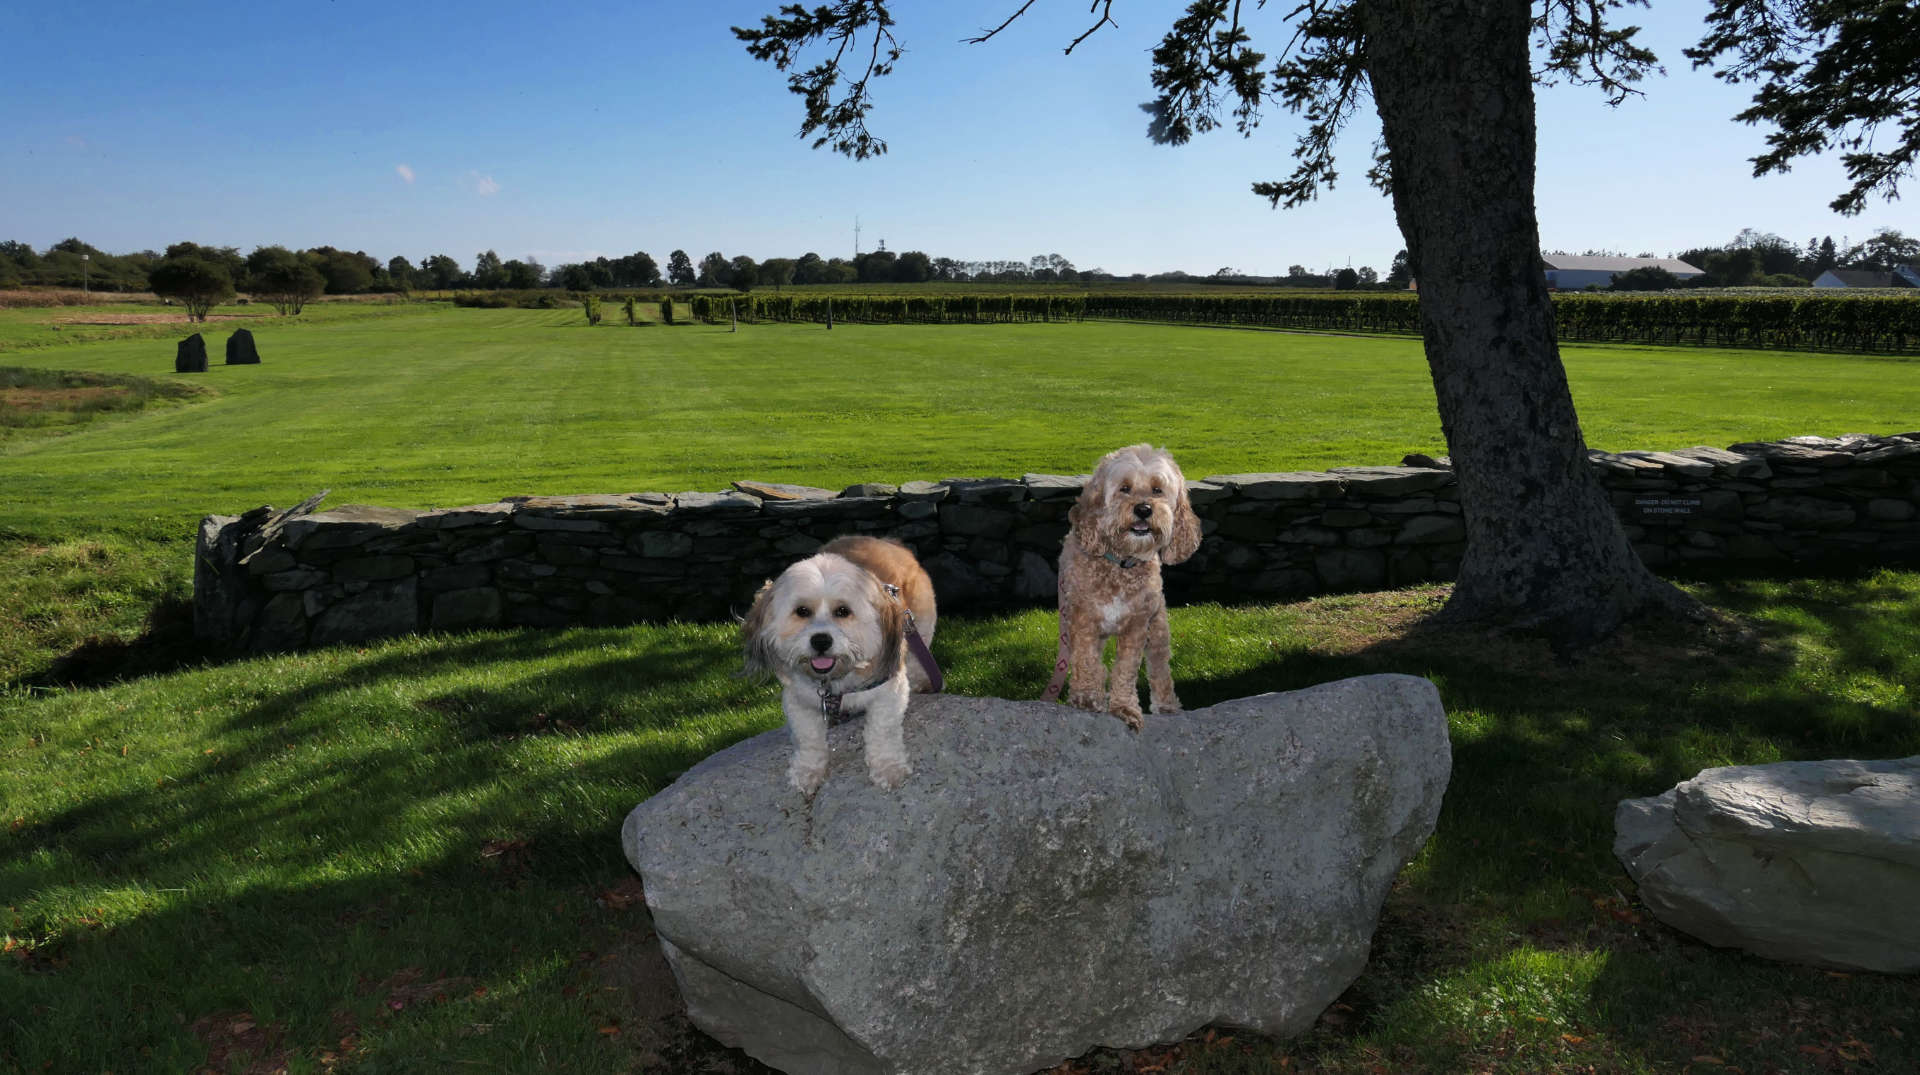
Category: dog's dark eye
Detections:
[
  {"x1": 1153, "y1": 484, "x2": 1163, "y2": 495},
  {"x1": 793, "y1": 605, "x2": 811, "y2": 619},
  {"x1": 833, "y1": 604, "x2": 853, "y2": 618},
  {"x1": 1119, "y1": 483, "x2": 1131, "y2": 494}
]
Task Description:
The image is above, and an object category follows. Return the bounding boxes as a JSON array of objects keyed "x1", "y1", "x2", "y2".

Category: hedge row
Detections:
[
  {"x1": 450, "y1": 290, "x2": 570, "y2": 309},
  {"x1": 1082, "y1": 292, "x2": 1920, "y2": 354},
  {"x1": 1551, "y1": 293, "x2": 1920, "y2": 353},
  {"x1": 686, "y1": 293, "x2": 1084, "y2": 324},
  {"x1": 1085, "y1": 293, "x2": 1421, "y2": 334}
]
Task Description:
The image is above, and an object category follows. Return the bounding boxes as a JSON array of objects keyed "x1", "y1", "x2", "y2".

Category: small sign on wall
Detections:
[{"x1": 1634, "y1": 496, "x2": 1702, "y2": 520}]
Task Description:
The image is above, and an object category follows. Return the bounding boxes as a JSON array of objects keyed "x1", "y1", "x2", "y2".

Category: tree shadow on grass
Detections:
[
  {"x1": 10, "y1": 593, "x2": 204, "y2": 692},
  {"x1": 1134, "y1": 574, "x2": 1920, "y2": 1072},
  {"x1": 9, "y1": 576, "x2": 1917, "y2": 1073},
  {"x1": 952, "y1": 573, "x2": 1917, "y2": 1072},
  {"x1": 3, "y1": 622, "x2": 791, "y2": 1071}
]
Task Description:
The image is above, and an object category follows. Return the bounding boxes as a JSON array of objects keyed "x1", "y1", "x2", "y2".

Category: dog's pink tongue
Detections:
[{"x1": 810, "y1": 657, "x2": 836, "y2": 673}]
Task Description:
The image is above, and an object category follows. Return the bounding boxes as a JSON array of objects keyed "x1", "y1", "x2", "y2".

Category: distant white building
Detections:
[
  {"x1": 1813, "y1": 266, "x2": 1920, "y2": 288},
  {"x1": 1541, "y1": 254, "x2": 1704, "y2": 290}
]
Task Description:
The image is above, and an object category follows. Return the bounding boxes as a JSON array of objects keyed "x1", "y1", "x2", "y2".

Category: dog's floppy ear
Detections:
[
  {"x1": 739, "y1": 577, "x2": 778, "y2": 679},
  {"x1": 1066, "y1": 464, "x2": 1108, "y2": 554},
  {"x1": 1163, "y1": 477, "x2": 1203, "y2": 565}
]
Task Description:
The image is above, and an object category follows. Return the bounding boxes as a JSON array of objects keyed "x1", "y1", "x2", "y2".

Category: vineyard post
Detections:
[{"x1": 826, "y1": 298, "x2": 833, "y2": 330}]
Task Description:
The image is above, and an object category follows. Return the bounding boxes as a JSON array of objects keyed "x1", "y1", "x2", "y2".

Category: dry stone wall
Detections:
[{"x1": 193, "y1": 433, "x2": 1920, "y2": 652}]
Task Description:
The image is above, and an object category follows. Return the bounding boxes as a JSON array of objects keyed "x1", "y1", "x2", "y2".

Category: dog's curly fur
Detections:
[
  {"x1": 1056, "y1": 444, "x2": 1202, "y2": 728},
  {"x1": 741, "y1": 536, "x2": 937, "y2": 795}
]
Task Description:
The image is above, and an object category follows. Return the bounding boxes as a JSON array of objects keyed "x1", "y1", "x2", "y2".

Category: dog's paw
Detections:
[
  {"x1": 867, "y1": 757, "x2": 911, "y2": 790},
  {"x1": 1150, "y1": 697, "x2": 1183, "y2": 715},
  {"x1": 1110, "y1": 703, "x2": 1145, "y2": 731},
  {"x1": 1066, "y1": 688, "x2": 1103, "y2": 711},
  {"x1": 788, "y1": 756, "x2": 827, "y2": 797}
]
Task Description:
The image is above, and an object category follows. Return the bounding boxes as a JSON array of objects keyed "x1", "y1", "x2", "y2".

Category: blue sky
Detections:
[{"x1": 1, "y1": 1, "x2": 1906, "y2": 277}]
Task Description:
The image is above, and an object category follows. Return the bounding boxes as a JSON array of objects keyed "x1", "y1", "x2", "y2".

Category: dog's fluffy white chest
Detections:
[{"x1": 1098, "y1": 594, "x2": 1133, "y2": 634}]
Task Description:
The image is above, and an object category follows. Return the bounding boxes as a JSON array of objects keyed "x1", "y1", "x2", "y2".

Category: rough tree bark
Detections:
[{"x1": 1360, "y1": 0, "x2": 1699, "y2": 646}]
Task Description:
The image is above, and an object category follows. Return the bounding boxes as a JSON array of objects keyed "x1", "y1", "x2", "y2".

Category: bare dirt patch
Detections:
[
  {"x1": 592, "y1": 879, "x2": 776, "y2": 1073},
  {"x1": 188, "y1": 1011, "x2": 291, "y2": 1075},
  {"x1": 1287, "y1": 582, "x2": 1769, "y2": 682},
  {"x1": 0, "y1": 289, "x2": 150, "y2": 309}
]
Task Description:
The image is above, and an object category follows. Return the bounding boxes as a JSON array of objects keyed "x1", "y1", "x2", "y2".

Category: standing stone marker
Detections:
[
  {"x1": 225, "y1": 328, "x2": 260, "y2": 364},
  {"x1": 175, "y1": 333, "x2": 208, "y2": 373}
]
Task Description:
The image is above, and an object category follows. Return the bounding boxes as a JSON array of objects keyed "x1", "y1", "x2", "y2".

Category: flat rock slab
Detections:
[
  {"x1": 623, "y1": 675, "x2": 1450, "y2": 1075},
  {"x1": 1615, "y1": 756, "x2": 1920, "y2": 973}
]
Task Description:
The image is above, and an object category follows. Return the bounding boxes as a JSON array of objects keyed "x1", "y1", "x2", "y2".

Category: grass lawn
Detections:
[
  {"x1": 6, "y1": 305, "x2": 1920, "y2": 686},
  {"x1": 6, "y1": 306, "x2": 1919, "y2": 539},
  {"x1": 5, "y1": 580, "x2": 1917, "y2": 1073},
  {"x1": 4, "y1": 304, "x2": 1919, "y2": 1072}
]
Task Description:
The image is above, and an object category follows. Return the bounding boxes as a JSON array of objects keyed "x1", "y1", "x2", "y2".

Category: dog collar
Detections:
[
  {"x1": 818, "y1": 675, "x2": 889, "y2": 726},
  {"x1": 1102, "y1": 552, "x2": 1148, "y2": 569}
]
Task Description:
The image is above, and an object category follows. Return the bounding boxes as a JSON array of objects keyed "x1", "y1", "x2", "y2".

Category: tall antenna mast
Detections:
[{"x1": 854, "y1": 216, "x2": 862, "y2": 259}]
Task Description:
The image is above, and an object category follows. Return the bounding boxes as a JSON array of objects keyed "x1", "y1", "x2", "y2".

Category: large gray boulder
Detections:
[
  {"x1": 1615, "y1": 756, "x2": 1920, "y2": 973},
  {"x1": 622, "y1": 675, "x2": 1450, "y2": 1075}
]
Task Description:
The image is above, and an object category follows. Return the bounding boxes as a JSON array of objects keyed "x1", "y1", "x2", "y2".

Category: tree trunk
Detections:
[{"x1": 1360, "y1": 0, "x2": 1699, "y2": 647}]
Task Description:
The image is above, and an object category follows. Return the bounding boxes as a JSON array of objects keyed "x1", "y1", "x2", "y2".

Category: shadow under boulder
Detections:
[{"x1": 622, "y1": 675, "x2": 1451, "y2": 1075}]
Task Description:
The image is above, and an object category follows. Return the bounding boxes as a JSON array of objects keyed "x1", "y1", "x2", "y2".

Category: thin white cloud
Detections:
[
  {"x1": 467, "y1": 171, "x2": 500, "y2": 197},
  {"x1": 395, "y1": 163, "x2": 415, "y2": 184}
]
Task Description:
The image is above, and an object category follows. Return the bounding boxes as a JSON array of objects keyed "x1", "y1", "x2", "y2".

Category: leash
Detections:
[
  {"x1": 905, "y1": 609, "x2": 944, "y2": 693},
  {"x1": 1040, "y1": 615, "x2": 1071, "y2": 702},
  {"x1": 1041, "y1": 551, "x2": 1150, "y2": 702},
  {"x1": 887, "y1": 582, "x2": 945, "y2": 693}
]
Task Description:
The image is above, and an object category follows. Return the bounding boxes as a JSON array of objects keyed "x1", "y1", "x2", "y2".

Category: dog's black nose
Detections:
[
  {"x1": 1133, "y1": 502, "x2": 1153, "y2": 519},
  {"x1": 810, "y1": 632, "x2": 833, "y2": 653}
]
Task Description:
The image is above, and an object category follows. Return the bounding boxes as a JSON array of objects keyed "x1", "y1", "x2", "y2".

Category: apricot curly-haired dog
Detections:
[{"x1": 1047, "y1": 444, "x2": 1202, "y2": 728}]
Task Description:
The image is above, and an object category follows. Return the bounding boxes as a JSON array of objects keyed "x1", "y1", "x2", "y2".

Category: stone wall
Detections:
[{"x1": 193, "y1": 433, "x2": 1920, "y2": 652}]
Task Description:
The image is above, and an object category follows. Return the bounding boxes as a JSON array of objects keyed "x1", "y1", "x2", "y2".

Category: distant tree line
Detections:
[
  {"x1": 1581, "y1": 227, "x2": 1919, "y2": 292},
  {"x1": 546, "y1": 249, "x2": 1111, "y2": 291},
  {"x1": 6, "y1": 225, "x2": 1912, "y2": 302}
]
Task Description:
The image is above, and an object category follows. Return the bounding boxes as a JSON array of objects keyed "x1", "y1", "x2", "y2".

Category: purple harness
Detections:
[{"x1": 818, "y1": 585, "x2": 943, "y2": 724}]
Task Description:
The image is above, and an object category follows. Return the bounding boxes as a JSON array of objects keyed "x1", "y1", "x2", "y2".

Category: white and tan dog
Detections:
[
  {"x1": 743, "y1": 535, "x2": 938, "y2": 795},
  {"x1": 1047, "y1": 444, "x2": 1201, "y2": 728}
]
